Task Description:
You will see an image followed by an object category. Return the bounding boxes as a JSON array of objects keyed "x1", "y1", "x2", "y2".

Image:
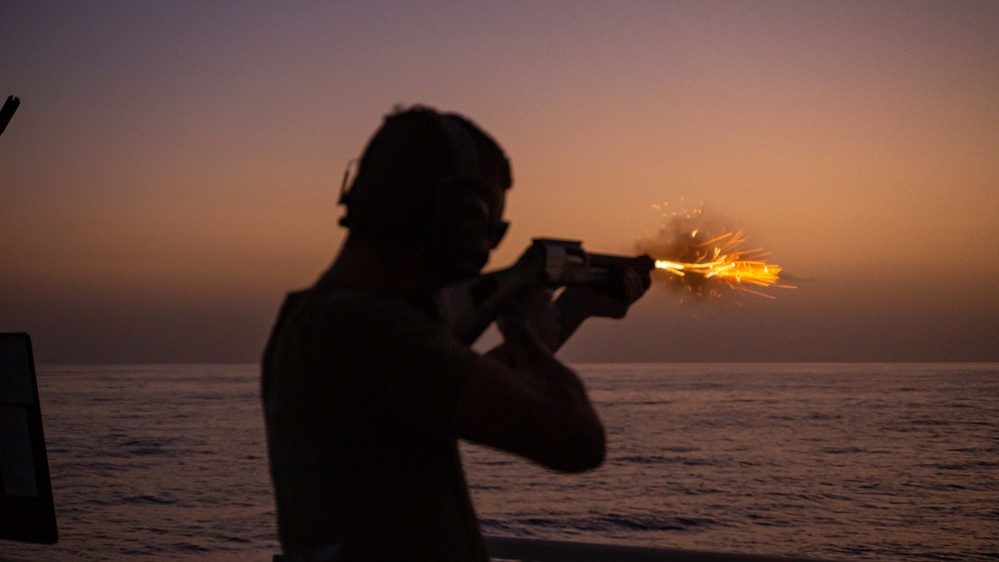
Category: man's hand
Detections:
[
  {"x1": 496, "y1": 285, "x2": 561, "y2": 354},
  {"x1": 569, "y1": 265, "x2": 651, "y2": 319},
  {"x1": 487, "y1": 265, "x2": 652, "y2": 361},
  {"x1": 559, "y1": 265, "x2": 651, "y2": 320}
]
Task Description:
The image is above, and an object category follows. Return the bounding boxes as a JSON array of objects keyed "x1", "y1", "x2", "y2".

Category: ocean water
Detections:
[{"x1": 1, "y1": 363, "x2": 996, "y2": 561}]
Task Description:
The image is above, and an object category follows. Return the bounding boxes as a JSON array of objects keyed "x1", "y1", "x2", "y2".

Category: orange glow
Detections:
[{"x1": 640, "y1": 207, "x2": 794, "y2": 300}]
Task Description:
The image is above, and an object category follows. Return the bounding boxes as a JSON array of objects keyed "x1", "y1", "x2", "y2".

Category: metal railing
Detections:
[
  {"x1": 272, "y1": 535, "x2": 842, "y2": 561},
  {"x1": 485, "y1": 535, "x2": 841, "y2": 562}
]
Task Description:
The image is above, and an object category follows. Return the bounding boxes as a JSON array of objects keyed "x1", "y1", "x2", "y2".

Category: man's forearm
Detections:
[
  {"x1": 549, "y1": 289, "x2": 593, "y2": 350},
  {"x1": 484, "y1": 289, "x2": 593, "y2": 364}
]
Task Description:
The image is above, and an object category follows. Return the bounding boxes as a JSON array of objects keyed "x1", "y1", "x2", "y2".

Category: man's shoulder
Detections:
[
  {"x1": 266, "y1": 288, "x2": 448, "y2": 375},
  {"x1": 283, "y1": 287, "x2": 438, "y2": 334}
]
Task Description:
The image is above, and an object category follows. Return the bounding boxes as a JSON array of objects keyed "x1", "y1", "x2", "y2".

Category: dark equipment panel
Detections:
[{"x1": 0, "y1": 333, "x2": 58, "y2": 544}]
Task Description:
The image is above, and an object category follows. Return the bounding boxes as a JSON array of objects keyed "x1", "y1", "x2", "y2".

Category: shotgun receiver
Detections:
[{"x1": 435, "y1": 238, "x2": 653, "y2": 344}]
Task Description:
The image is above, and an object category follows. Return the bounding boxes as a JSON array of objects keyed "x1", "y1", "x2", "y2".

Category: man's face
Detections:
[
  {"x1": 434, "y1": 178, "x2": 508, "y2": 283},
  {"x1": 482, "y1": 180, "x2": 508, "y2": 250}
]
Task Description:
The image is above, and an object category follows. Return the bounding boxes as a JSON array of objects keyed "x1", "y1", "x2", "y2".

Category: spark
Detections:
[{"x1": 637, "y1": 204, "x2": 795, "y2": 300}]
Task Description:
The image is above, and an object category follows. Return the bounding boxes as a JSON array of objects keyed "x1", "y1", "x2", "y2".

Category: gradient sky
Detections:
[{"x1": 2, "y1": 1, "x2": 997, "y2": 363}]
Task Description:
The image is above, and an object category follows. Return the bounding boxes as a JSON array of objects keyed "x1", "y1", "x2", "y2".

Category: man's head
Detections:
[{"x1": 339, "y1": 106, "x2": 512, "y2": 280}]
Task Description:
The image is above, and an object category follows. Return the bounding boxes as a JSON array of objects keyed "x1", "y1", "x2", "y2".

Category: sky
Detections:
[{"x1": 1, "y1": 1, "x2": 997, "y2": 364}]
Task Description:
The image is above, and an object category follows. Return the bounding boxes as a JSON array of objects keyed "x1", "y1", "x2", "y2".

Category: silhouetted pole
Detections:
[{"x1": 1, "y1": 95, "x2": 20, "y2": 136}]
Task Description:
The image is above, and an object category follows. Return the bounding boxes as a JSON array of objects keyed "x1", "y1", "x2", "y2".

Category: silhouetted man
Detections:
[{"x1": 262, "y1": 106, "x2": 649, "y2": 561}]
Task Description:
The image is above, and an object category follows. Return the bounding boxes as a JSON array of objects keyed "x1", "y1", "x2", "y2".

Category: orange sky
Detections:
[{"x1": 2, "y1": 1, "x2": 997, "y2": 362}]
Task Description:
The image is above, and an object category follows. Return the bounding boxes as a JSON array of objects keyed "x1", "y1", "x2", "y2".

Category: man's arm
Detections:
[
  {"x1": 455, "y1": 293, "x2": 606, "y2": 473},
  {"x1": 485, "y1": 266, "x2": 651, "y2": 357},
  {"x1": 454, "y1": 267, "x2": 649, "y2": 472}
]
